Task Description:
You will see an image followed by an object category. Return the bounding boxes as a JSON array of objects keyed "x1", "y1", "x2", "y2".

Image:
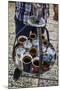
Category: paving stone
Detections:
[
  {"x1": 39, "y1": 80, "x2": 58, "y2": 87},
  {"x1": 46, "y1": 23, "x2": 58, "y2": 32}
]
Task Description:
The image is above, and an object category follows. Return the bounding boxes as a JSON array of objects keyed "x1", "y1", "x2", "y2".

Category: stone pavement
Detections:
[{"x1": 8, "y1": 3, "x2": 59, "y2": 88}]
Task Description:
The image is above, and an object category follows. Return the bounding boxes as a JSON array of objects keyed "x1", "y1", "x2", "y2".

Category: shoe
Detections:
[{"x1": 13, "y1": 68, "x2": 22, "y2": 81}]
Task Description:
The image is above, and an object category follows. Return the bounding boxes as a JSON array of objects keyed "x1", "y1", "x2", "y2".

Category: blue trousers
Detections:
[{"x1": 15, "y1": 18, "x2": 37, "y2": 38}]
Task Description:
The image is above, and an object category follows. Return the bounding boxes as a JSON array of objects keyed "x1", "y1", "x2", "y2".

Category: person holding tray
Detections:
[{"x1": 13, "y1": 2, "x2": 50, "y2": 80}]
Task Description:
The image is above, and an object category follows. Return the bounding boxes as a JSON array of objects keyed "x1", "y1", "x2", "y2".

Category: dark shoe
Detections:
[{"x1": 13, "y1": 68, "x2": 22, "y2": 81}]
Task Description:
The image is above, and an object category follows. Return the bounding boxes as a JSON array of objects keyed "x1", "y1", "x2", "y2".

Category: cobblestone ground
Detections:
[{"x1": 8, "y1": 3, "x2": 59, "y2": 88}]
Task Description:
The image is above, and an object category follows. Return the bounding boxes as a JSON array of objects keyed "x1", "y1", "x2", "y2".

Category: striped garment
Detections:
[
  {"x1": 15, "y1": 2, "x2": 32, "y2": 24},
  {"x1": 15, "y1": 2, "x2": 49, "y2": 23}
]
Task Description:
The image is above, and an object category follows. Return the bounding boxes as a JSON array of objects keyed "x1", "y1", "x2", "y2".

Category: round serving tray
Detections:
[{"x1": 12, "y1": 38, "x2": 56, "y2": 75}]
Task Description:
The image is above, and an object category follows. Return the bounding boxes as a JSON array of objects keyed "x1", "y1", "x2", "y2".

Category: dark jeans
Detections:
[{"x1": 15, "y1": 18, "x2": 37, "y2": 38}]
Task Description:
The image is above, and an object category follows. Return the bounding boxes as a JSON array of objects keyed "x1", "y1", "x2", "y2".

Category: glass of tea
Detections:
[
  {"x1": 29, "y1": 31, "x2": 36, "y2": 41},
  {"x1": 42, "y1": 61, "x2": 50, "y2": 71},
  {"x1": 42, "y1": 39, "x2": 48, "y2": 46},
  {"x1": 18, "y1": 36, "x2": 27, "y2": 47},
  {"x1": 32, "y1": 57, "x2": 40, "y2": 73},
  {"x1": 22, "y1": 54, "x2": 32, "y2": 73},
  {"x1": 41, "y1": 34, "x2": 45, "y2": 40},
  {"x1": 29, "y1": 47, "x2": 37, "y2": 58}
]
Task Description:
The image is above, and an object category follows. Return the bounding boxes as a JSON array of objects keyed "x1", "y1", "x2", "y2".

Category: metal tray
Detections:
[{"x1": 12, "y1": 37, "x2": 56, "y2": 76}]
